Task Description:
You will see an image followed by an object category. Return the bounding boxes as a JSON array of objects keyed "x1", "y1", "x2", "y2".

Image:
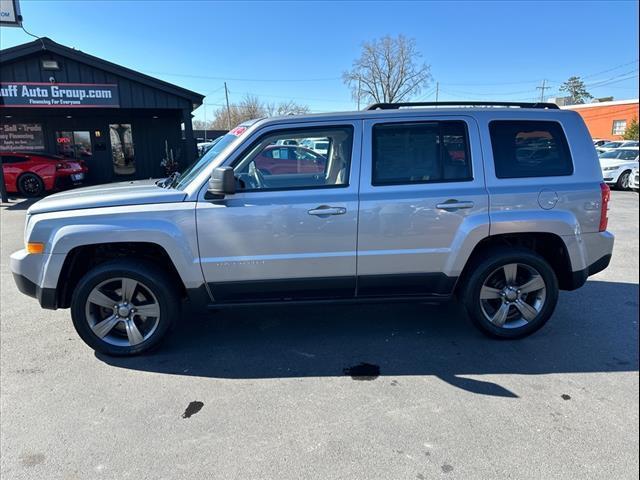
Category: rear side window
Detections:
[
  {"x1": 0, "y1": 155, "x2": 26, "y2": 164},
  {"x1": 489, "y1": 121, "x2": 573, "y2": 178},
  {"x1": 372, "y1": 121, "x2": 472, "y2": 186}
]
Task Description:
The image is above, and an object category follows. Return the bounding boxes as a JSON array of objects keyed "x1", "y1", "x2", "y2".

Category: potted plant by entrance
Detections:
[{"x1": 160, "y1": 140, "x2": 180, "y2": 176}]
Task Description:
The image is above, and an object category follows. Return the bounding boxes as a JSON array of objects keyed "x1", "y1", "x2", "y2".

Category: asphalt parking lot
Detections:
[{"x1": 1, "y1": 191, "x2": 638, "y2": 480}]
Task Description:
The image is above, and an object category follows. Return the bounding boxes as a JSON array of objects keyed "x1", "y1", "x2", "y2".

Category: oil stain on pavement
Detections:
[{"x1": 182, "y1": 401, "x2": 204, "y2": 418}]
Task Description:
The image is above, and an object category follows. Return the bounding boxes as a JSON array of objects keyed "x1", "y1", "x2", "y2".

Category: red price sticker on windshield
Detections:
[{"x1": 229, "y1": 126, "x2": 248, "y2": 136}]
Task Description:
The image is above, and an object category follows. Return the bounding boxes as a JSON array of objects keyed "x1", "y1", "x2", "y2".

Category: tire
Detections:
[
  {"x1": 71, "y1": 259, "x2": 180, "y2": 356},
  {"x1": 462, "y1": 248, "x2": 559, "y2": 339},
  {"x1": 18, "y1": 173, "x2": 44, "y2": 197},
  {"x1": 616, "y1": 170, "x2": 631, "y2": 190}
]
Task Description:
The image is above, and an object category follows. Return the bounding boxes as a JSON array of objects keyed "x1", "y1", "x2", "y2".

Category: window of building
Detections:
[
  {"x1": 233, "y1": 126, "x2": 353, "y2": 191},
  {"x1": 55, "y1": 131, "x2": 93, "y2": 160},
  {"x1": 489, "y1": 121, "x2": 573, "y2": 179},
  {"x1": 612, "y1": 120, "x2": 627, "y2": 136},
  {"x1": 0, "y1": 123, "x2": 45, "y2": 152},
  {"x1": 372, "y1": 121, "x2": 472, "y2": 186},
  {"x1": 109, "y1": 124, "x2": 135, "y2": 176}
]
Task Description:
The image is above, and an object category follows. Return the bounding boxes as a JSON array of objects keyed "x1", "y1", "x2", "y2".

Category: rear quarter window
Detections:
[{"x1": 489, "y1": 120, "x2": 574, "y2": 179}]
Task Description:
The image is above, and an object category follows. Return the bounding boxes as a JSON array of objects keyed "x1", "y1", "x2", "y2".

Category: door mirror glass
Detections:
[{"x1": 207, "y1": 167, "x2": 236, "y2": 197}]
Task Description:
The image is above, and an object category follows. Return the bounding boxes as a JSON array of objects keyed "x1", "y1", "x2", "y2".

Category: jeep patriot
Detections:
[{"x1": 10, "y1": 102, "x2": 614, "y2": 355}]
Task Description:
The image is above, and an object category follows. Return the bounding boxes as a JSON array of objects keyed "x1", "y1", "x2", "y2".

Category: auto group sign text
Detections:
[{"x1": 0, "y1": 82, "x2": 120, "y2": 107}]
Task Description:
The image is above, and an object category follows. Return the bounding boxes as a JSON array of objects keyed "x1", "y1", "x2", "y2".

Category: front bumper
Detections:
[{"x1": 10, "y1": 249, "x2": 58, "y2": 309}]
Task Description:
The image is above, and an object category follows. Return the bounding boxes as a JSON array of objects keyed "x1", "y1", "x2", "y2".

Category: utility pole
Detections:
[
  {"x1": 203, "y1": 103, "x2": 207, "y2": 141},
  {"x1": 536, "y1": 79, "x2": 548, "y2": 102},
  {"x1": 224, "y1": 82, "x2": 232, "y2": 130},
  {"x1": 0, "y1": 157, "x2": 8, "y2": 203},
  {"x1": 435, "y1": 82, "x2": 439, "y2": 102}
]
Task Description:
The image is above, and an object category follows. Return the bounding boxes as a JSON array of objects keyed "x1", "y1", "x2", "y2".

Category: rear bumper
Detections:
[{"x1": 566, "y1": 254, "x2": 612, "y2": 291}]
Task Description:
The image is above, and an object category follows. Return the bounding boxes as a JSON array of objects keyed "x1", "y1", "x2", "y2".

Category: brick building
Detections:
[{"x1": 561, "y1": 99, "x2": 639, "y2": 140}]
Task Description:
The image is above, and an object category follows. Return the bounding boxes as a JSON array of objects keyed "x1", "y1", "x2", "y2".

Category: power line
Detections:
[{"x1": 142, "y1": 70, "x2": 341, "y2": 83}]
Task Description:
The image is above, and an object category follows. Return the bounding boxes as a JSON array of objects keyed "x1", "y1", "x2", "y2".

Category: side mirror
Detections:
[{"x1": 207, "y1": 167, "x2": 236, "y2": 198}]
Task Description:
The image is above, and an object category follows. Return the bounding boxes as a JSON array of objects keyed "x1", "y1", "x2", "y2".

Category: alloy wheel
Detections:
[
  {"x1": 479, "y1": 263, "x2": 547, "y2": 329},
  {"x1": 85, "y1": 277, "x2": 160, "y2": 347}
]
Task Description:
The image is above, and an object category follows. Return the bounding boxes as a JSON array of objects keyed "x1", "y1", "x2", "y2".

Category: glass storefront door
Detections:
[
  {"x1": 109, "y1": 124, "x2": 135, "y2": 176},
  {"x1": 55, "y1": 131, "x2": 93, "y2": 160}
]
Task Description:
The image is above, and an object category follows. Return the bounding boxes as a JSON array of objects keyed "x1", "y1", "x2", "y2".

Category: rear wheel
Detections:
[
  {"x1": 71, "y1": 260, "x2": 180, "y2": 356},
  {"x1": 18, "y1": 173, "x2": 44, "y2": 197},
  {"x1": 616, "y1": 170, "x2": 631, "y2": 190},
  {"x1": 462, "y1": 249, "x2": 559, "y2": 339}
]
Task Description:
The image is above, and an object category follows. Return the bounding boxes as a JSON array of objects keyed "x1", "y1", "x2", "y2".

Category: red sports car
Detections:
[
  {"x1": 1, "y1": 152, "x2": 88, "y2": 197},
  {"x1": 254, "y1": 145, "x2": 326, "y2": 175}
]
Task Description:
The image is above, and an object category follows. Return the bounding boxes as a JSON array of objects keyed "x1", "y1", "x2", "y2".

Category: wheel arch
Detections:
[
  {"x1": 456, "y1": 232, "x2": 575, "y2": 293},
  {"x1": 56, "y1": 241, "x2": 188, "y2": 309}
]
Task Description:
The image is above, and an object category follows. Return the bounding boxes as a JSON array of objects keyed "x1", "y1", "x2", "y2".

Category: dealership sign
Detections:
[
  {"x1": 0, "y1": 0, "x2": 21, "y2": 27},
  {"x1": 0, "y1": 123, "x2": 45, "y2": 151},
  {"x1": 0, "y1": 82, "x2": 120, "y2": 108}
]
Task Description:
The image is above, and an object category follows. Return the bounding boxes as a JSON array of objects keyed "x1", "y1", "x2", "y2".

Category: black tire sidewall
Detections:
[
  {"x1": 463, "y1": 249, "x2": 559, "y2": 339},
  {"x1": 71, "y1": 259, "x2": 179, "y2": 356},
  {"x1": 18, "y1": 173, "x2": 44, "y2": 197}
]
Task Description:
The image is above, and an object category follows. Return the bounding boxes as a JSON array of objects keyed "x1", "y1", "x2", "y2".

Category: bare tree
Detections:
[
  {"x1": 265, "y1": 100, "x2": 310, "y2": 117},
  {"x1": 210, "y1": 96, "x2": 309, "y2": 129},
  {"x1": 343, "y1": 35, "x2": 431, "y2": 106}
]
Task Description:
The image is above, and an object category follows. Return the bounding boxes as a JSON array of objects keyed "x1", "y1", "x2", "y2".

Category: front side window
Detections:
[
  {"x1": 618, "y1": 150, "x2": 639, "y2": 160},
  {"x1": 612, "y1": 120, "x2": 627, "y2": 135},
  {"x1": 233, "y1": 126, "x2": 353, "y2": 191},
  {"x1": 372, "y1": 121, "x2": 472, "y2": 186},
  {"x1": 489, "y1": 121, "x2": 573, "y2": 179}
]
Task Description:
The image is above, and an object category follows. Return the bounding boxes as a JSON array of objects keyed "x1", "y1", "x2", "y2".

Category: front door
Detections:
[
  {"x1": 357, "y1": 115, "x2": 489, "y2": 297},
  {"x1": 196, "y1": 121, "x2": 361, "y2": 303}
]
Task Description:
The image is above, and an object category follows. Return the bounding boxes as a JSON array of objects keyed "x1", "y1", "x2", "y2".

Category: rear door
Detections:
[{"x1": 357, "y1": 115, "x2": 489, "y2": 297}]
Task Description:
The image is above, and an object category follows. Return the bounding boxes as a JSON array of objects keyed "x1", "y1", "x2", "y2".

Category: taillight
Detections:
[
  {"x1": 599, "y1": 182, "x2": 610, "y2": 232},
  {"x1": 56, "y1": 162, "x2": 64, "y2": 170}
]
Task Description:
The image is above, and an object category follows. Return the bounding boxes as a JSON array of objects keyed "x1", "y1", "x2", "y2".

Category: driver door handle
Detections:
[{"x1": 308, "y1": 206, "x2": 347, "y2": 216}]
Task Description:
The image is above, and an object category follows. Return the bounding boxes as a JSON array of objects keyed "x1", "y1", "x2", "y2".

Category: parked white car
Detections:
[
  {"x1": 630, "y1": 167, "x2": 639, "y2": 192},
  {"x1": 597, "y1": 140, "x2": 639, "y2": 154},
  {"x1": 599, "y1": 147, "x2": 639, "y2": 189},
  {"x1": 300, "y1": 138, "x2": 330, "y2": 156}
]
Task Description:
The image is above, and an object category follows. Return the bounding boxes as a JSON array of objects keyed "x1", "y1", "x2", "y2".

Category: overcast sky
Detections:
[{"x1": 1, "y1": 0, "x2": 638, "y2": 122}]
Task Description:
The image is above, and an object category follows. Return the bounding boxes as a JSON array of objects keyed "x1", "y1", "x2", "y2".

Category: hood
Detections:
[{"x1": 28, "y1": 179, "x2": 187, "y2": 215}]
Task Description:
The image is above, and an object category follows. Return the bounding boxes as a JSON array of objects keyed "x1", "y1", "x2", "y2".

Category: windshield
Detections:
[
  {"x1": 601, "y1": 142, "x2": 621, "y2": 149},
  {"x1": 173, "y1": 128, "x2": 247, "y2": 189},
  {"x1": 599, "y1": 150, "x2": 620, "y2": 159}
]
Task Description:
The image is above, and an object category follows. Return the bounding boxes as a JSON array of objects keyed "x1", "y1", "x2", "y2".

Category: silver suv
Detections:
[{"x1": 10, "y1": 102, "x2": 614, "y2": 356}]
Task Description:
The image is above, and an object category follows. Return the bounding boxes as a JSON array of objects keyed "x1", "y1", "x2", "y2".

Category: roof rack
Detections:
[{"x1": 365, "y1": 101, "x2": 560, "y2": 110}]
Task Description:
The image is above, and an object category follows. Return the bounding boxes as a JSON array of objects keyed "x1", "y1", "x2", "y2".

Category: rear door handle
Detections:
[
  {"x1": 436, "y1": 200, "x2": 475, "y2": 211},
  {"x1": 308, "y1": 205, "x2": 347, "y2": 216}
]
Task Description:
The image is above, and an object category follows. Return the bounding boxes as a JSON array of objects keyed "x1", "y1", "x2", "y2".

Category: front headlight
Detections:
[{"x1": 602, "y1": 166, "x2": 619, "y2": 171}]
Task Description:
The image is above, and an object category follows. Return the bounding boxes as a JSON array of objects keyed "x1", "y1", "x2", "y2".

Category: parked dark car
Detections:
[{"x1": 1, "y1": 152, "x2": 88, "y2": 197}]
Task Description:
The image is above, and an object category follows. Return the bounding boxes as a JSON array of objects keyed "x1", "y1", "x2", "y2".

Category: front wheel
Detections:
[
  {"x1": 462, "y1": 249, "x2": 559, "y2": 339},
  {"x1": 71, "y1": 260, "x2": 180, "y2": 356},
  {"x1": 616, "y1": 170, "x2": 631, "y2": 190}
]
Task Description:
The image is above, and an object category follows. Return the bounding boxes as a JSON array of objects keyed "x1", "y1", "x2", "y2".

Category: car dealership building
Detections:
[{"x1": 0, "y1": 37, "x2": 204, "y2": 184}]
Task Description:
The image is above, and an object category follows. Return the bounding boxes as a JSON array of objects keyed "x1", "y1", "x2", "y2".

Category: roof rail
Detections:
[{"x1": 365, "y1": 101, "x2": 560, "y2": 110}]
